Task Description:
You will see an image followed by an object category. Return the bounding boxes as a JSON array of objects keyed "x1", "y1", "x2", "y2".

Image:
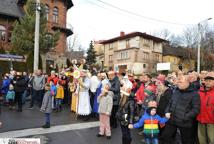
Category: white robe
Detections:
[{"x1": 77, "y1": 77, "x2": 91, "y2": 115}]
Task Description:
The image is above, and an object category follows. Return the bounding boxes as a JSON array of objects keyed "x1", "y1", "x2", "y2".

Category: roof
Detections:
[
  {"x1": 100, "y1": 32, "x2": 167, "y2": 44},
  {"x1": 163, "y1": 45, "x2": 191, "y2": 58},
  {"x1": 52, "y1": 26, "x2": 73, "y2": 37},
  {"x1": 67, "y1": 0, "x2": 74, "y2": 9},
  {"x1": 0, "y1": 0, "x2": 24, "y2": 18}
]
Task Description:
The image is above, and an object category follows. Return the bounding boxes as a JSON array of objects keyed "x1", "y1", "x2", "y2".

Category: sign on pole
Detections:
[{"x1": 157, "y1": 63, "x2": 171, "y2": 71}]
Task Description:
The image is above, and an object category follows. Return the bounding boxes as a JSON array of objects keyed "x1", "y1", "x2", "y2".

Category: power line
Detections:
[{"x1": 94, "y1": 0, "x2": 191, "y2": 26}]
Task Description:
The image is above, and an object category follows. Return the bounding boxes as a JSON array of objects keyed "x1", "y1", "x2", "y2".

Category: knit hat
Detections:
[
  {"x1": 146, "y1": 101, "x2": 157, "y2": 115},
  {"x1": 148, "y1": 101, "x2": 157, "y2": 108}
]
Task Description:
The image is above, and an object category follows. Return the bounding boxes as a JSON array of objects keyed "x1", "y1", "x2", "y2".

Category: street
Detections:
[{"x1": 0, "y1": 105, "x2": 142, "y2": 144}]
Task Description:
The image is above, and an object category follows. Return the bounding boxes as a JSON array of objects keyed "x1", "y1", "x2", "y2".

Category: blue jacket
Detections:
[
  {"x1": 134, "y1": 112, "x2": 168, "y2": 138},
  {"x1": 1, "y1": 79, "x2": 11, "y2": 94},
  {"x1": 51, "y1": 85, "x2": 57, "y2": 96}
]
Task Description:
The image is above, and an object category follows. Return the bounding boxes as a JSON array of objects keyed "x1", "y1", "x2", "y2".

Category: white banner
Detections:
[
  {"x1": 0, "y1": 138, "x2": 40, "y2": 144},
  {"x1": 157, "y1": 63, "x2": 171, "y2": 71}
]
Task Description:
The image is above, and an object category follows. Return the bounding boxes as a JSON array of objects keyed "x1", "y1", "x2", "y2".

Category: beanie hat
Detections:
[{"x1": 146, "y1": 101, "x2": 157, "y2": 115}]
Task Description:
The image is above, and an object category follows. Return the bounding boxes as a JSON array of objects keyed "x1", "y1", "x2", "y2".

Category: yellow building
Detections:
[{"x1": 163, "y1": 45, "x2": 195, "y2": 73}]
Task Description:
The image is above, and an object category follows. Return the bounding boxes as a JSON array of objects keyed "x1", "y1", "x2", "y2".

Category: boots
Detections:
[{"x1": 42, "y1": 123, "x2": 50, "y2": 128}]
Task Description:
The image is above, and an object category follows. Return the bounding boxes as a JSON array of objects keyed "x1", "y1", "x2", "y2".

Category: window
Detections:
[
  {"x1": 118, "y1": 51, "x2": 129, "y2": 60},
  {"x1": 109, "y1": 43, "x2": 113, "y2": 49},
  {"x1": 143, "y1": 52, "x2": 149, "y2": 60},
  {"x1": 45, "y1": 5, "x2": 49, "y2": 21},
  {"x1": 109, "y1": 55, "x2": 113, "y2": 62},
  {"x1": 45, "y1": 34, "x2": 54, "y2": 49},
  {"x1": 126, "y1": 39, "x2": 130, "y2": 48},
  {"x1": 144, "y1": 39, "x2": 150, "y2": 46},
  {"x1": 0, "y1": 25, "x2": 6, "y2": 41},
  {"x1": 53, "y1": 7, "x2": 58, "y2": 23}
]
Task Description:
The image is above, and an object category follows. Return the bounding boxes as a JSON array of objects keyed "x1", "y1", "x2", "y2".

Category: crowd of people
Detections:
[{"x1": 0, "y1": 62, "x2": 214, "y2": 144}]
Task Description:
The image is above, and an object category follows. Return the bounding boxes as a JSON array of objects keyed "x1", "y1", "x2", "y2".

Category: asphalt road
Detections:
[{"x1": 0, "y1": 103, "x2": 143, "y2": 144}]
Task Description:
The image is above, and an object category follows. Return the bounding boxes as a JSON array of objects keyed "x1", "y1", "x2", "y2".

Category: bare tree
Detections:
[
  {"x1": 67, "y1": 34, "x2": 81, "y2": 51},
  {"x1": 152, "y1": 28, "x2": 171, "y2": 40}
]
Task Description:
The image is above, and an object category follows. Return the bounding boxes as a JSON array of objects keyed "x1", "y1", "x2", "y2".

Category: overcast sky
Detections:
[{"x1": 67, "y1": 0, "x2": 214, "y2": 50}]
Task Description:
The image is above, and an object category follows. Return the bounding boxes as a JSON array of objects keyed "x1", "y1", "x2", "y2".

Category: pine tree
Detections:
[
  {"x1": 11, "y1": 0, "x2": 59, "y2": 72},
  {"x1": 86, "y1": 41, "x2": 96, "y2": 66},
  {"x1": 11, "y1": 0, "x2": 59, "y2": 55}
]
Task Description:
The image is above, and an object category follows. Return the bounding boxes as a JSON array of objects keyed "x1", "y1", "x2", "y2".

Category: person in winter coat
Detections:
[
  {"x1": 197, "y1": 72, "x2": 214, "y2": 144},
  {"x1": 55, "y1": 81, "x2": 64, "y2": 111},
  {"x1": 117, "y1": 91, "x2": 135, "y2": 144},
  {"x1": 97, "y1": 83, "x2": 113, "y2": 139},
  {"x1": 161, "y1": 75, "x2": 200, "y2": 144},
  {"x1": 129, "y1": 101, "x2": 169, "y2": 144},
  {"x1": 1, "y1": 75, "x2": 11, "y2": 103},
  {"x1": 50, "y1": 80, "x2": 57, "y2": 110},
  {"x1": 40, "y1": 83, "x2": 52, "y2": 128},
  {"x1": 6, "y1": 84, "x2": 15, "y2": 109},
  {"x1": 129, "y1": 101, "x2": 168, "y2": 144},
  {"x1": 108, "y1": 71, "x2": 120, "y2": 128},
  {"x1": 14, "y1": 72, "x2": 27, "y2": 112},
  {"x1": 30, "y1": 70, "x2": 45, "y2": 108}
]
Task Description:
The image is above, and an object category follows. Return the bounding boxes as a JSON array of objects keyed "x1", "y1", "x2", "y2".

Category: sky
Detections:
[{"x1": 67, "y1": 0, "x2": 214, "y2": 50}]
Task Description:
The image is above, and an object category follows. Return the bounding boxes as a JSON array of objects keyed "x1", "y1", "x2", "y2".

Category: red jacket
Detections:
[
  {"x1": 136, "y1": 83, "x2": 145, "y2": 103},
  {"x1": 197, "y1": 87, "x2": 214, "y2": 124},
  {"x1": 47, "y1": 75, "x2": 59, "y2": 86}
]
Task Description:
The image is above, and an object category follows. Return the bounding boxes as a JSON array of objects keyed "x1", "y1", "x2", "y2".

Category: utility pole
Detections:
[
  {"x1": 197, "y1": 18, "x2": 212, "y2": 73},
  {"x1": 33, "y1": 0, "x2": 41, "y2": 71},
  {"x1": 197, "y1": 23, "x2": 201, "y2": 73}
]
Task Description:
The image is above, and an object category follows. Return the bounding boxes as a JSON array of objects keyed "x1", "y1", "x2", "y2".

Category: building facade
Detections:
[
  {"x1": 0, "y1": 0, "x2": 73, "y2": 72},
  {"x1": 96, "y1": 32, "x2": 166, "y2": 74},
  {"x1": 163, "y1": 45, "x2": 195, "y2": 73}
]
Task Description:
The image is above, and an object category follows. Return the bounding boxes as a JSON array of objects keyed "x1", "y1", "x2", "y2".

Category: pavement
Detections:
[{"x1": 0, "y1": 103, "x2": 143, "y2": 144}]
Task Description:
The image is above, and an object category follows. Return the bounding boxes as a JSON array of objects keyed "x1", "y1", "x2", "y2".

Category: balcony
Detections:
[{"x1": 51, "y1": 23, "x2": 73, "y2": 37}]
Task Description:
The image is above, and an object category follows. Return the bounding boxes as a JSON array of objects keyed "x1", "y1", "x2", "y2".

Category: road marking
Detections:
[{"x1": 0, "y1": 121, "x2": 100, "y2": 138}]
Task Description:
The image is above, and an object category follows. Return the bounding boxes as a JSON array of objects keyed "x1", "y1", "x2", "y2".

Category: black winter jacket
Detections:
[
  {"x1": 118, "y1": 96, "x2": 135, "y2": 125},
  {"x1": 14, "y1": 76, "x2": 27, "y2": 93},
  {"x1": 157, "y1": 88, "x2": 173, "y2": 117},
  {"x1": 109, "y1": 76, "x2": 121, "y2": 105},
  {"x1": 165, "y1": 86, "x2": 200, "y2": 128}
]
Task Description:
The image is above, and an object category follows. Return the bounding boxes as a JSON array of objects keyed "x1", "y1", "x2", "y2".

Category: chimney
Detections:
[{"x1": 120, "y1": 31, "x2": 125, "y2": 37}]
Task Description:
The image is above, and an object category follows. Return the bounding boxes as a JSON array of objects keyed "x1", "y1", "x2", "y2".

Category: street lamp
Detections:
[{"x1": 197, "y1": 18, "x2": 212, "y2": 73}]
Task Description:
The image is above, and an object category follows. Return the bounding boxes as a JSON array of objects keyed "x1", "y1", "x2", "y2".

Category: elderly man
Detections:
[
  {"x1": 161, "y1": 75, "x2": 200, "y2": 144},
  {"x1": 29, "y1": 70, "x2": 45, "y2": 109},
  {"x1": 197, "y1": 72, "x2": 214, "y2": 144},
  {"x1": 108, "y1": 71, "x2": 120, "y2": 128}
]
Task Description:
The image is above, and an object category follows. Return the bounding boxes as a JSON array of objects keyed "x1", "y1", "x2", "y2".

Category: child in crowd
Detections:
[
  {"x1": 97, "y1": 83, "x2": 113, "y2": 140},
  {"x1": 40, "y1": 83, "x2": 52, "y2": 128},
  {"x1": 128, "y1": 101, "x2": 169, "y2": 144},
  {"x1": 55, "y1": 81, "x2": 64, "y2": 111},
  {"x1": 50, "y1": 80, "x2": 57, "y2": 110},
  {"x1": 6, "y1": 84, "x2": 15, "y2": 109}
]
